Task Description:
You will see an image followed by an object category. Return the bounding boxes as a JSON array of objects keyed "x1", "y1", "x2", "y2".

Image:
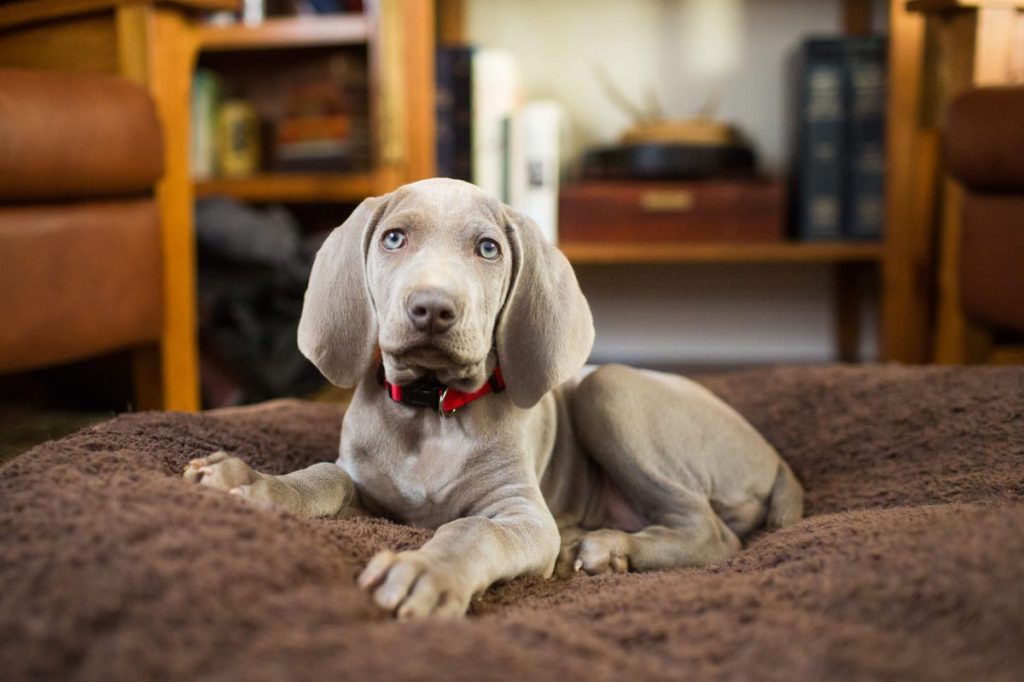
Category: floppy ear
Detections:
[
  {"x1": 298, "y1": 196, "x2": 388, "y2": 387},
  {"x1": 495, "y1": 207, "x2": 594, "y2": 408}
]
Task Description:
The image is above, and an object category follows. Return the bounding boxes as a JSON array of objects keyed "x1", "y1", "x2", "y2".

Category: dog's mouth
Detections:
[{"x1": 380, "y1": 343, "x2": 490, "y2": 391}]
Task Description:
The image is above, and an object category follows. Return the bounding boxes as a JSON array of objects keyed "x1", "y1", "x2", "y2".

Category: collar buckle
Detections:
[
  {"x1": 438, "y1": 387, "x2": 456, "y2": 419},
  {"x1": 400, "y1": 378, "x2": 444, "y2": 411}
]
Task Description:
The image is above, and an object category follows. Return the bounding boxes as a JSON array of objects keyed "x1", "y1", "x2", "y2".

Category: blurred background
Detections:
[{"x1": 1, "y1": 0, "x2": 1022, "y2": 443}]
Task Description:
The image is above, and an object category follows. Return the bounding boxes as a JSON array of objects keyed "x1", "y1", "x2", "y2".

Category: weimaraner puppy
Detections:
[{"x1": 183, "y1": 178, "x2": 803, "y2": 618}]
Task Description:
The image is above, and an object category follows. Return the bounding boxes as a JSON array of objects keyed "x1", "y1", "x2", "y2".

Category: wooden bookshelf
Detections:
[
  {"x1": 194, "y1": 172, "x2": 374, "y2": 202},
  {"x1": 191, "y1": 2, "x2": 434, "y2": 206},
  {"x1": 197, "y1": 14, "x2": 370, "y2": 51},
  {"x1": 560, "y1": 241, "x2": 884, "y2": 265}
]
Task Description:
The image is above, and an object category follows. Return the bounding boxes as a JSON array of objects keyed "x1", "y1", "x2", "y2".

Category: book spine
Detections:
[
  {"x1": 435, "y1": 48, "x2": 457, "y2": 179},
  {"x1": 436, "y1": 47, "x2": 474, "y2": 181},
  {"x1": 472, "y1": 49, "x2": 520, "y2": 201},
  {"x1": 451, "y1": 48, "x2": 473, "y2": 182},
  {"x1": 307, "y1": 0, "x2": 342, "y2": 14},
  {"x1": 796, "y1": 41, "x2": 845, "y2": 241},
  {"x1": 512, "y1": 101, "x2": 563, "y2": 243},
  {"x1": 190, "y1": 69, "x2": 222, "y2": 180},
  {"x1": 843, "y1": 38, "x2": 887, "y2": 240}
]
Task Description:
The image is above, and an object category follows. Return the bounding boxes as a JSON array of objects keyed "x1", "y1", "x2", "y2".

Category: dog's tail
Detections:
[{"x1": 765, "y1": 459, "x2": 804, "y2": 530}]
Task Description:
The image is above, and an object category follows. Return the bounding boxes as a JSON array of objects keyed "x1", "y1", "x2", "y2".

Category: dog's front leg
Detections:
[
  {"x1": 183, "y1": 451, "x2": 356, "y2": 519},
  {"x1": 358, "y1": 488, "x2": 559, "y2": 618}
]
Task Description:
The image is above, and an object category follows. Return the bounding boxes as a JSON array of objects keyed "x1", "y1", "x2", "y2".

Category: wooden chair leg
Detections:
[
  {"x1": 934, "y1": 310, "x2": 994, "y2": 363},
  {"x1": 933, "y1": 179, "x2": 993, "y2": 364},
  {"x1": 835, "y1": 262, "x2": 864, "y2": 363},
  {"x1": 158, "y1": 327, "x2": 202, "y2": 411},
  {"x1": 990, "y1": 346, "x2": 1024, "y2": 365},
  {"x1": 148, "y1": 6, "x2": 201, "y2": 412},
  {"x1": 132, "y1": 344, "x2": 164, "y2": 411},
  {"x1": 132, "y1": 336, "x2": 202, "y2": 411}
]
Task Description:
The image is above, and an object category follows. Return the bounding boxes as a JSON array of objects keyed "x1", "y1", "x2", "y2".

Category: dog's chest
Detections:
[{"x1": 342, "y1": 434, "x2": 471, "y2": 527}]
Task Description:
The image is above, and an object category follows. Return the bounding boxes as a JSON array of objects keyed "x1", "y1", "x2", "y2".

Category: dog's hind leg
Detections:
[
  {"x1": 766, "y1": 459, "x2": 804, "y2": 530},
  {"x1": 557, "y1": 502, "x2": 741, "y2": 576},
  {"x1": 561, "y1": 364, "x2": 790, "y2": 575}
]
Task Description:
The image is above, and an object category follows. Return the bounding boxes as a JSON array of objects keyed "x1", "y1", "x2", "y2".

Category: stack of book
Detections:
[
  {"x1": 794, "y1": 36, "x2": 887, "y2": 241},
  {"x1": 436, "y1": 46, "x2": 563, "y2": 243},
  {"x1": 190, "y1": 52, "x2": 370, "y2": 179},
  {"x1": 273, "y1": 77, "x2": 368, "y2": 173}
]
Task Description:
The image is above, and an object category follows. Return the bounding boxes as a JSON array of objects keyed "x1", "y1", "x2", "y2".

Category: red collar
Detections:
[{"x1": 378, "y1": 364, "x2": 506, "y2": 417}]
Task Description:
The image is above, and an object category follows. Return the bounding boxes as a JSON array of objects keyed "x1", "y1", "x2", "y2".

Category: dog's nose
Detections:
[{"x1": 407, "y1": 290, "x2": 459, "y2": 334}]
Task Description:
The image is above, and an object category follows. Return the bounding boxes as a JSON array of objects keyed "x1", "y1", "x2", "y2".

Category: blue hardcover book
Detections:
[
  {"x1": 307, "y1": 0, "x2": 341, "y2": 13},
  {"x1": 435, "y1": 46, "x2": 474, "y2": 181},
  {"x1": 796, "y1": 39, "x2": 846, "y2": 241},
  {"x1": 436, "y1": 48, "x2": 457, "y2": 178},
  {"x1": 843, "y1": 37, "x2": 887, "y2": 240}
]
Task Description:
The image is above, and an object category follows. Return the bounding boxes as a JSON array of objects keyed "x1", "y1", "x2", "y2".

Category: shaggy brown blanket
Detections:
[{"x1": 1, "y1": 366, "x2": 1022, "y2": 681}]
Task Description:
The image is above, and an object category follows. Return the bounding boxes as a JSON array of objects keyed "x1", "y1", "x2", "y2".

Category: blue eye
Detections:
[
  {"x1": 476, "y1": 238, "x2": 500, "y2": 260},
  {"x1": 382, "y1": 229, "x2": 407, "y2": 250}
]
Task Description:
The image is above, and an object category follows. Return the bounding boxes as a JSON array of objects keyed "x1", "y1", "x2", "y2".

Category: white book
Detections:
[
  {"x1": 471, "y1": 49, "x2": 520, "y2": 202},
  {"x1": 512, "y1": 101, "x2": 563, "y2": 244}
]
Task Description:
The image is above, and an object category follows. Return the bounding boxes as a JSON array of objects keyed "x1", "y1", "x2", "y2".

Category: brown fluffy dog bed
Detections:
[{"x1": 2, "y1": 365, "x2": 1022, "y2": 681}]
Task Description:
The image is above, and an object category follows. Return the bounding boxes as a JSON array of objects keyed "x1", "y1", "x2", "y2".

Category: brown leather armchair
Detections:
[
  {"x1": 0, "y1": 68, "x2": 196, "y2": 408},
  {"x1": 942, "y1": 86, "x2": 1024, "y2": 363}
]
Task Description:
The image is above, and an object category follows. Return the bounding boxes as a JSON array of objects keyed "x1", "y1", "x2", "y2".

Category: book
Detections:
[
  {"x1": 191, "y1": 69, "x2": 223, "y2": 180},
  {"x1": 794, "y1": 36, "x2": 887, "y2": 241},
  {"x1": 795, "y1": 39, "x2": 846, "y2": 241},
  {"x1": 843, "y1": 37, "x2": 887, "y2": 240},
  {"x1": 439, "y1": 46, "x2": 563, "y2": 241},
  {"x1": 511, "y1": 101, "x2": 563, "y2": 243},
  {"x1": 435, "y1": 46, "x2": 474, "y2": 181},
  {"x1": 268, "y1": 59, "x2": 369, "y2": 172},
  {"x1": 306, "y1": 0, "x2": 341, "y2": 13},
  {"x1": 471, "y1": 49, "x2": 520, "y2": 202}
]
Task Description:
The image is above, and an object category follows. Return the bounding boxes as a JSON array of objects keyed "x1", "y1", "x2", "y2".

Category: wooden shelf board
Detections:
[
  {"x1": 0, "y1": 1, "x2": 241, "y2": 32},
  {"x1": 194, "y1": 172, "x2": 374, "y2": 202},
  {"x1": 906, "y1": 0, "x2": 1024, "y2": 13},
  {"x1": 559, "y1": 241, "x2": 885, "y2": 264},
  {"x1": 197, "y1": 14, "x2": 370, "y2": 51}
]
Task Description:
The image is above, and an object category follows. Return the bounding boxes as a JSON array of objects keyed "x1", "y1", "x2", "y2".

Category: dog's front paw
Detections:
[
  {"x1": 556, "y1": 528, "x2": 631, "y2": 577},
  {"x1": 183, "y1": 451, "x2": 300, "y2": 512},
  {"x1": 357, "y1": 549, "x2": 472, "y2": 618},
  {"x1": 183, "y1": 451, "x2": 259, "y2": 491}
]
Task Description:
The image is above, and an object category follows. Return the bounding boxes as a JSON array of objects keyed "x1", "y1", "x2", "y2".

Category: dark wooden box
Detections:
[{"x1": 558, "y1": 179, "x2": 784, "y2": 243}]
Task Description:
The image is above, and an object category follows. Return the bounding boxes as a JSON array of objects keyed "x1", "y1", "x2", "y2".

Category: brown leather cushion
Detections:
[
  {"x1": 959, "y1": 193, "x2": 1024, "y2": 334},
  {"x1": 0, "y1": 200, "x2": 163, "y2": 372},
  {"x1": 0, "y1": 69, "x2": 163, "y2": 202},
  {"x1": 946, "y1": 86, "x2": 1024, "y2": 192}
]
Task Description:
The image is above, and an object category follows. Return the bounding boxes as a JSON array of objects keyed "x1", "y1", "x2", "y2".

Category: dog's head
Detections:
[{"x1": 298, "y1": 178, "x2": 594, "y2": 408}]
